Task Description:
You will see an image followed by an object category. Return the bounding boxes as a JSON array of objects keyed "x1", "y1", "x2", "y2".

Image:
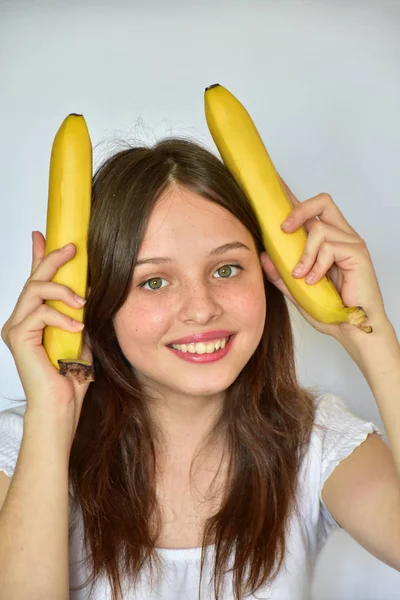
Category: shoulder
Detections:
[
  {"x1": 0, "y1": 401, "x2": 26, "y2": 478},
  {"x1": 311, "y1": 392, "x2": 384, "y2": 464},
  {"x1": 302, "y1": 392, "x2": 384, "y2": 531}
]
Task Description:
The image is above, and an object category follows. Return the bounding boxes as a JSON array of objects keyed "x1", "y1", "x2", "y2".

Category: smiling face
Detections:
[{"x1": 112, "y1": 185, "x2": 266, "y2": 403}]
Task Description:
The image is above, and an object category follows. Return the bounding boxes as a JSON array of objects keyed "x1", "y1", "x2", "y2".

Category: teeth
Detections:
[{"x1": 171, "y1": 336, "x2": 230, "y2": 354}]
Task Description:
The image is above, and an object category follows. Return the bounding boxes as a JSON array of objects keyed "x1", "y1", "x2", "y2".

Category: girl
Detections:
[{"x1": 0, "y1": 138, "x2": 399, "y2": 600}]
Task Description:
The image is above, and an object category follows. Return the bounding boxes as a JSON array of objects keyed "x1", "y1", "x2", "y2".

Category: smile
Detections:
[
  {"x1": 168, "y1": 336, "x2": 231, "y2": 354},
  {"x1": 167, "y1": 334, "x2": 235, "y2": 364}
]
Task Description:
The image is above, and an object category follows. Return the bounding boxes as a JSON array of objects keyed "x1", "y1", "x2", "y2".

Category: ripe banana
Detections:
[
  {"x1": 42, "y1": 114, "x2": 95, "y2": 382},
  {"x1": 204, "y1": 83, "x2": 371, "y2": 332}
]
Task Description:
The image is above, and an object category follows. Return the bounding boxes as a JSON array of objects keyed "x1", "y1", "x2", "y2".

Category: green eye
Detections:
[
  {"x1": 214, "y1": 264, "x2": 243, "y2": 278},
  {"x1": 148, "y1": 278, "x2": 162, "y2": 289},
  {"x1": 139, "y1": 264, "x2": 243, "y2": 292},
  {"x1": 141, "y1": 277, "x2": 167, "y2": 291}
]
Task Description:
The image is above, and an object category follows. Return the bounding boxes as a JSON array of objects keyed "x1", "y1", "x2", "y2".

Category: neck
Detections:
[{"x1": 145, "y1": 388, "x2": 226, "y2": 463}]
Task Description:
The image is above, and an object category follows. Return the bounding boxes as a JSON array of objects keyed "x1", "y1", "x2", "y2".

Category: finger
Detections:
[
  {"x1": 1, "y1": 243, "x2": 81, "y2": 348},
  {"x1": 291, "y1": 221, "x2": 360, "y2": 279},
  {"x1": 6, "y1": 303, "x2": 84, "y2": 352},
  {"x1": 281, "y1": 193, "x2": 359, "y2": 236},
  {"x1": 28, "y1": 241, "x2": 77, "y2": 283},
  {"x1": 7, "y1": 280, "x2": 86, "y2": 332},
  {"x1": 259, "y1": 251, "x2": 280, "y2": 282},
  {"x1": 278, "y1": 175, "x2": 302, "y2": 207},
  {"x1": 30, "y1": 231, "x2": 46, "y2": 276},
  {"x1": 80, "y1": 329, "x2": 93, "y2": 365},
  {"x1": 260, "y1": 252, "x2": 299, "y2": 306},
  {"x1": 278, "y1": 176, "x2": 321, "y2": 233},
  {"x1": 301, "y1": 240, "x2": 366, "y2": 285}
]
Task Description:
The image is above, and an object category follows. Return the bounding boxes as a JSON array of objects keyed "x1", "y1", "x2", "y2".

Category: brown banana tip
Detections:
[
  {"x1": 205, "y1": 83, "x2": 220, "y2": 91},
  {"x1": 58, "y1": 359, "x2": 95, "y2": 384},
  {"x1": 359, "y1": 324, "x2": 373, "y2": 334},
  {"x1": 69, "y1": 113, "x2": 83, "y2": 117},
  {"x1": 348, "y1": 306, "x2": 373, "y2": 333}
]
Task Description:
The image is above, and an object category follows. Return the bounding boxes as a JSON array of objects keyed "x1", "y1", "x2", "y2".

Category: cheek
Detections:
[
  {"x1": 227, "y1": 278, "x2": 266, "y2": 324},
  {"x1": 114, "y1": 299, "x2": 171, "y2": 344}
]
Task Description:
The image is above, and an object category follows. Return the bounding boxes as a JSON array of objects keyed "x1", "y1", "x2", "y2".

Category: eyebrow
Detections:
[{"x1": 134, "y1": 241, "x2": 251, "y2": 267}]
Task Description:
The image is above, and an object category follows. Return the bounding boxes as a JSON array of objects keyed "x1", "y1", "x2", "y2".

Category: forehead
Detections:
[{"x1": 139, "y1": 186, "x2": 254, "y2": 251}]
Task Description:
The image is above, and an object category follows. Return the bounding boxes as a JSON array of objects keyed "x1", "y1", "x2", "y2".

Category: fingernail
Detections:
[
  {"x1": 292, "y1": 263, "x2": 304, "y2": 276},
  {"x1": 281, "y1": 217, "x2": 294, "y2": 230},
  {"x1": 305, "y1": 272, "x2": 315, "y2": 283},
  {"x1": 74, "y1": 294, "x2": 86, "y2": 306},
  {"x1": 61, "y1": 243, "x2": 73, "y2": 252},
  {"x1": 72, "y1": 319, "x2": 85, "y2": 329}
]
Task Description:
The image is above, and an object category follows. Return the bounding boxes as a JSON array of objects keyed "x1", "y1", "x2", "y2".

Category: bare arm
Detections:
[
  {"x1": 0, "y1": 236, "x2": 93, "y2": 599},
  {"x1": 0, "y1": 409, "x2": 71, "y2": 600}
]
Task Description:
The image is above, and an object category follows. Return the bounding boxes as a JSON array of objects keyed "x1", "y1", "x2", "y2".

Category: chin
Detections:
[{"x1": 175, "y1": 374, "x2": 239, "y2": 398}]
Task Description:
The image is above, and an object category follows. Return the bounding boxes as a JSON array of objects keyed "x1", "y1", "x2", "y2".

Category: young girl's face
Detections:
[{"x1": 113, "y1": 185, "x2": 266, "y2": 400}]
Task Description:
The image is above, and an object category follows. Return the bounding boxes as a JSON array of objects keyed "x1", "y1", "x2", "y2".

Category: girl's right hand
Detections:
[{"x1": 1, "y1": 231, "x2": 93, "y2": 445}]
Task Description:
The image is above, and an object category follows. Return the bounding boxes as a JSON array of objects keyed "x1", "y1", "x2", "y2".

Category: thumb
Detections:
[
  {"x1": 67, "y1": 330, "x2": 94, "y2": 401},
  {"x1": 30, "y1": 231, "x2": 46, "y2": 276},
  {"x1": 260, "y1": 252, "x2": 299, "y2": 307},
  {"x1": 81, "y1": 329, "x2": 93, "y2": 364},
  {"x1": 260, "y1": 251, "x2": 280, "y2": 283}
]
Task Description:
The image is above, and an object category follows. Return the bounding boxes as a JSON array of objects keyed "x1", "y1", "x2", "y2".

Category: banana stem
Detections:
[{"x1": 58, "y1": 359, "x2": 95, "y2": 385}]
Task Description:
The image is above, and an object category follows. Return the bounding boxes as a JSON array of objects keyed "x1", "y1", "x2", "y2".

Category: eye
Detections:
[
  {"x1": 139, "y1": 277, "x2": 168, "y2": 291},
  {"x1": 138, "y1": 264, "x2": 243, "y2": 291},
  {"x1": 214, "y1": 264, "x2": 243, "y2": 279}
]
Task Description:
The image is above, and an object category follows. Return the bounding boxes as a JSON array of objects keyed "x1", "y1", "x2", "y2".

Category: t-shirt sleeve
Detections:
[
  {"x1": 0, "y1": 403, "x2": 27, "y2": 478},
  {"x1": 315, "y1": 393, "x2": 385, "y2": 538}
]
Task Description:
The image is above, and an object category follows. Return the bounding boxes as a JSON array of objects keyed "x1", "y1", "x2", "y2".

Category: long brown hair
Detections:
[{"x1": 69, "y1": 137, "x2": 321, "y2": 599}]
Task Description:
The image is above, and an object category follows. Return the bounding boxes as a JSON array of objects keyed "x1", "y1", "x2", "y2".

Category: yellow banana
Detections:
[
  {"x1": 204, "y1": 83, "x2": 371, "y2": 332},
  {"x1": 42, "y1": 113, "x2": 95, "y2": 382}
]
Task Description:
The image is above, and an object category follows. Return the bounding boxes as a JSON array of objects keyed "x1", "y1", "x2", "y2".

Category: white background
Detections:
[{"x1": 1, "y1": 0, "x2": 400, "y2": 597}]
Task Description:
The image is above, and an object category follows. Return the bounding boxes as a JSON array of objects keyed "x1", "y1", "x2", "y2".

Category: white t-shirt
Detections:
[{"x1": 0, "y1": 393, "x2": 384, "y2": 599}]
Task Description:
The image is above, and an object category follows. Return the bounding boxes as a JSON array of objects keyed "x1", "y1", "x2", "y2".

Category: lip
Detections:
[
  {"x1": 167, "y1": 334, "x2": 235, "y2": 363},
  {"x1": 167, "y1": 330, "x2": 235, "y2": 345}
]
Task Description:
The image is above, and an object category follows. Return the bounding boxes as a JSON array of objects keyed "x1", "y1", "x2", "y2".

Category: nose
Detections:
[{"x1": 178, "y1": 279, "x2": 223, "y2": 325}]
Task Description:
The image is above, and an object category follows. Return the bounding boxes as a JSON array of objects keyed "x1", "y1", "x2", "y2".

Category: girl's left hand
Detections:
[{"x1": 260, "y1": 177, "x2": 389, "y2": 342}]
